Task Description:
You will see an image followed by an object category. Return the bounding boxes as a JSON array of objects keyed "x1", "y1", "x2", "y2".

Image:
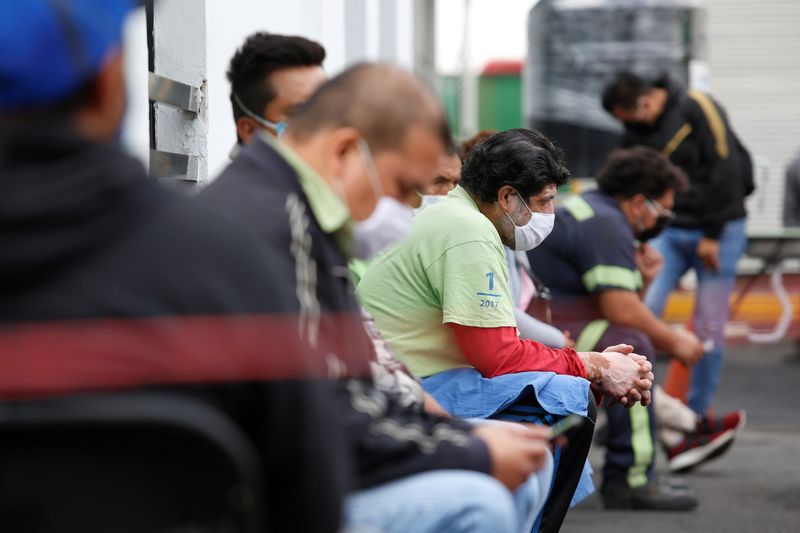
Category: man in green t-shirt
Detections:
[
  {"x1": 357, "y1": 129, "x2": 656, "y2": 529},
  {"x1": 357, "y1": 129, "x2": 652, "y2": 399}
]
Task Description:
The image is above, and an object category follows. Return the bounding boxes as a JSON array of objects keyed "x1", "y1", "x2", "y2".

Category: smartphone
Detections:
[{"x1": 548, "y1": 414, "x2": 584, "y2": 441}]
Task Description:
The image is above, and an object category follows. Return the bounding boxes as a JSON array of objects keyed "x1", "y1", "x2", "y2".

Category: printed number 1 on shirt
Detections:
[{"x1": 480, "y1": 272, "x2": 499, "y2": 308}]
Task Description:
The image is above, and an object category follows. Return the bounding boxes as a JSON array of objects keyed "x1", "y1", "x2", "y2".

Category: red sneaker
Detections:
[
  {"x1": 666, "y1": 429, "x2": 736, "y2": 473},
  {"x1": 696, "y1": 410, "x2": 746, "y2": 435}
]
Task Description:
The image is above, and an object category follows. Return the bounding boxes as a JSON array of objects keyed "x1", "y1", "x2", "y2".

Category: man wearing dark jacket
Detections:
[
  {"x1": 0, "y1": 2, "x2": 346, "y2": 532},
  {"x1": 602, "y1": 72, "x2": 752, "y2": 414},
  {"x1": 198, "y1": 63, "x2": 556, "y2": 533}
]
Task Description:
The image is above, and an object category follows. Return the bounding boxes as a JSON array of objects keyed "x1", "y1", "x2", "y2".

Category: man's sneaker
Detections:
[
  {"x1": 696, "y1": 410, "x2": 746, "y2": 435},
  {"x1": 601, "y1": 481, "x2": 698, "y2": 511},
  {"x1": 666, "y1": 428, "x2": 736, "y2": 473}
]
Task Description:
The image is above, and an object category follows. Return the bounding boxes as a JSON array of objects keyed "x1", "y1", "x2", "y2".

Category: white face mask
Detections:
[
  {"x1": 505, "y1": 190, "x2": 555, "y2": 251},
  {"x1": 414, "y1": 193, "x2": 446, "y2": 214}
]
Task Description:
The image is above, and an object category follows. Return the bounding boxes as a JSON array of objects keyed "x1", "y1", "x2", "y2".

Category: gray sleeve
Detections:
[{"x1": 513, "y1": 307, "x2": 567, "y2": 348}]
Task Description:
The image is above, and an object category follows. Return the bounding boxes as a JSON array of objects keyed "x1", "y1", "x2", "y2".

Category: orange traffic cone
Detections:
[
  {"x1": 662, "y1": 359, "x2": 691, "y2": 404},
  {"x1": 662, "y1": 314, "x2": 694, "y2": 404}
]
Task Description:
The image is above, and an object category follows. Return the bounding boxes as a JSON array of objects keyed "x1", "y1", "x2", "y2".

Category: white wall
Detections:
[
  {"x1": 121, "y1": 0, "x2": 415, "y2": 181},
  {"x1": 121, "y1": 8, "x2": 150, "y2": 168},
  {"x1": 701, "y1": 0, "x2": 800, "y2": 234}
]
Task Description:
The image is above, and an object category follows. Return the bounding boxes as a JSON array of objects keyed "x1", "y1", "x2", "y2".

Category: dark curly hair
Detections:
[
  {"x1": 459, "y1": 128, "x2": 570, "y2": 203},
  {"x1": 227, "y1": 32, "x2": 326, "y2": 124},
  {"x1": 596, "y1": 146, "x2": 689, "y2": 199}
]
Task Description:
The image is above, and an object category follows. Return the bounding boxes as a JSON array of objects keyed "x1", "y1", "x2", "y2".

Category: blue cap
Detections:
[{"x1": 0, "y1": 0, "x2": 135, "y2": 110}]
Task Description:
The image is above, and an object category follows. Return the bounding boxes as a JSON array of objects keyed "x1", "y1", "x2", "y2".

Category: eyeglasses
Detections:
[{"x1": 646, "y1": 198, "x2": 675, "y2": 220}]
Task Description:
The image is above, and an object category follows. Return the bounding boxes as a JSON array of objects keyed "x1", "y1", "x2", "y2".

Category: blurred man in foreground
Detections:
[{"x1": 0, "y1": 1, "x2": 347, "y2": 531}]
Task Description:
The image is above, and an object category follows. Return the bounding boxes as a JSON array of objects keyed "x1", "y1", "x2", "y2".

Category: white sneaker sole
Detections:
[
  {"x1": 668, "y1": 428, "x2": 736, "y2": 473},
  {"x1": 734, "y1": 410, "x2": 747, "y2": 434}
]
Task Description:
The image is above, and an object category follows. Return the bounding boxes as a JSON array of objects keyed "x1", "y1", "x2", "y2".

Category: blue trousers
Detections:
[
  {"x1": 343, "y1": 460, "x2": 554, "y2": 533},
  {"x1": 644, "y1": 219, "x2": 747, "y2": 413}
]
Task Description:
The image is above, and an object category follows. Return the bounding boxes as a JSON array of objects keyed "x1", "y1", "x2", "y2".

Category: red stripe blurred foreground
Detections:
[{"x1": 0, "y1": 314, "x2": 371, "y2": 399}]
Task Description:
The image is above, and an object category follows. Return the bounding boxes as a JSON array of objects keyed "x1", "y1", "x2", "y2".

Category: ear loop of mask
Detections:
[
  {"x1": 357, "y1": 137, "x2": 385, "y2": 202},
  {"x1": 637, "y1": 197, "x2": 659, "y2": 232},
  {"x1": 505, "y1": 190, "x2": 530, "y2": 227},
  {"x1": 329, "y1": 138, "x2": 384, "y2": 215},
  {"x1": 233, "y1": 94, "x2": 287, "y2": 136}
]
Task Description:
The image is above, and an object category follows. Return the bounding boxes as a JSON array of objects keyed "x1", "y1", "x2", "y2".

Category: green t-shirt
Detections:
[{"x1": 356, "y1": 186, "x2": 516, "y2": 377}]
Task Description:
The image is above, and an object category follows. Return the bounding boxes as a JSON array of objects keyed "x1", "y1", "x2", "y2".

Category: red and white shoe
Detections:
[
  {"x1": 696, "y1": 410, "x2": 746, "y2": 435},
  {"x1": 666, "y1": 428, "x2": 736, "y2": 473}
]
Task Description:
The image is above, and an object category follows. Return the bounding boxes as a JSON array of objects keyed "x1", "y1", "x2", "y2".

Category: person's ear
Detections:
[
  {"x1": 74, "y1": 51, "x2": 125, "y2": 143},
  {"x1": 497, "y1": 184, "x2": 517, "y2": 213},
  {"x1": 327, "y1": 127, "x2": 361, "y2": 181},
  {"x1": 236, "y1": 117, "x2": 258, "y2": 144},
  {"x1": 631, "y1": 193, "x2": 649, "y2": 216}
]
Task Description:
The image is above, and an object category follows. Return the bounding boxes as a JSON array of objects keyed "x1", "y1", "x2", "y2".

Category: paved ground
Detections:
[{"x1": 562, "y1": 340, "x2": 800, "y2": 533}]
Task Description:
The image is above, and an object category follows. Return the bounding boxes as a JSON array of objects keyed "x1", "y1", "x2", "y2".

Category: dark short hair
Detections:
[
  {"x1": 601, "y1": 72, "x2": 652, "y2": 113},
  {"x1": 227, "y1": 32, "x2": 326, "y2": 123},
  {"x1": 288, "y1": 63, "x2": 451, "y2": 153},
  {"x1": 459, "y1": 128, "x2": 570, "y2": 203},
  {"x1": 596, "y1": 146, "x2": 689, "y2": 199}
]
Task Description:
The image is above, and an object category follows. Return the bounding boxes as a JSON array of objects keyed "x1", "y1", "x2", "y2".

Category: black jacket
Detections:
[
  {"x1": 622, "y1": 77, "x2": 752, "y2": 239},
  {"x1": 197, "y1": 136, "x2": 492, "y2": 490},
  {"x1": 0, "y1": 126, "x2": 346, "y2": 533}
]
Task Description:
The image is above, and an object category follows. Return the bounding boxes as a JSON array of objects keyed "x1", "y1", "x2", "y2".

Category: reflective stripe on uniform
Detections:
[
  {"x1": 627, "y1": 404, "x2": 654, "y2": 488},
  {"x1": 574, "y1": 319, "x2": 609, "y2": 352},
  {"x1": 582, "y1": 265, "x2": 643, "y2": 292},
  {"x1": 563, "y1": 195, "x2": 595, "y2": 222}
]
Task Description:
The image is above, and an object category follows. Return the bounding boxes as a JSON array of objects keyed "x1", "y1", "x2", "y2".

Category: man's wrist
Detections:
[{"x1": 577, "y1": 351, "x2": 608, "y2": 382}]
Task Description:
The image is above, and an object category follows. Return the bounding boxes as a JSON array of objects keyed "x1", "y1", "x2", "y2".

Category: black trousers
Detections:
[{"x1": 493, "y1": 389, "x2": 597, "y2": 533}]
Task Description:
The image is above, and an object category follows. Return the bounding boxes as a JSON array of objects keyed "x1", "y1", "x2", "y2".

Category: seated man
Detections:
[
  {"x1": 357, "y1": 129, "x2": 654, "y2": 530},
  {"x1": 529, "y1": 147, "x2": 740, "y2": 509}
]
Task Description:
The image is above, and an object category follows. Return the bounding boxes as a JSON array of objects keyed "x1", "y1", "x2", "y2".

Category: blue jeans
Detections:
[
  {"x1": 344, "y1": 456, "x2": 554, "y2": 533},
  {"x1": 644, "y1": 219, "x2": 747, "y2": 413}
]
